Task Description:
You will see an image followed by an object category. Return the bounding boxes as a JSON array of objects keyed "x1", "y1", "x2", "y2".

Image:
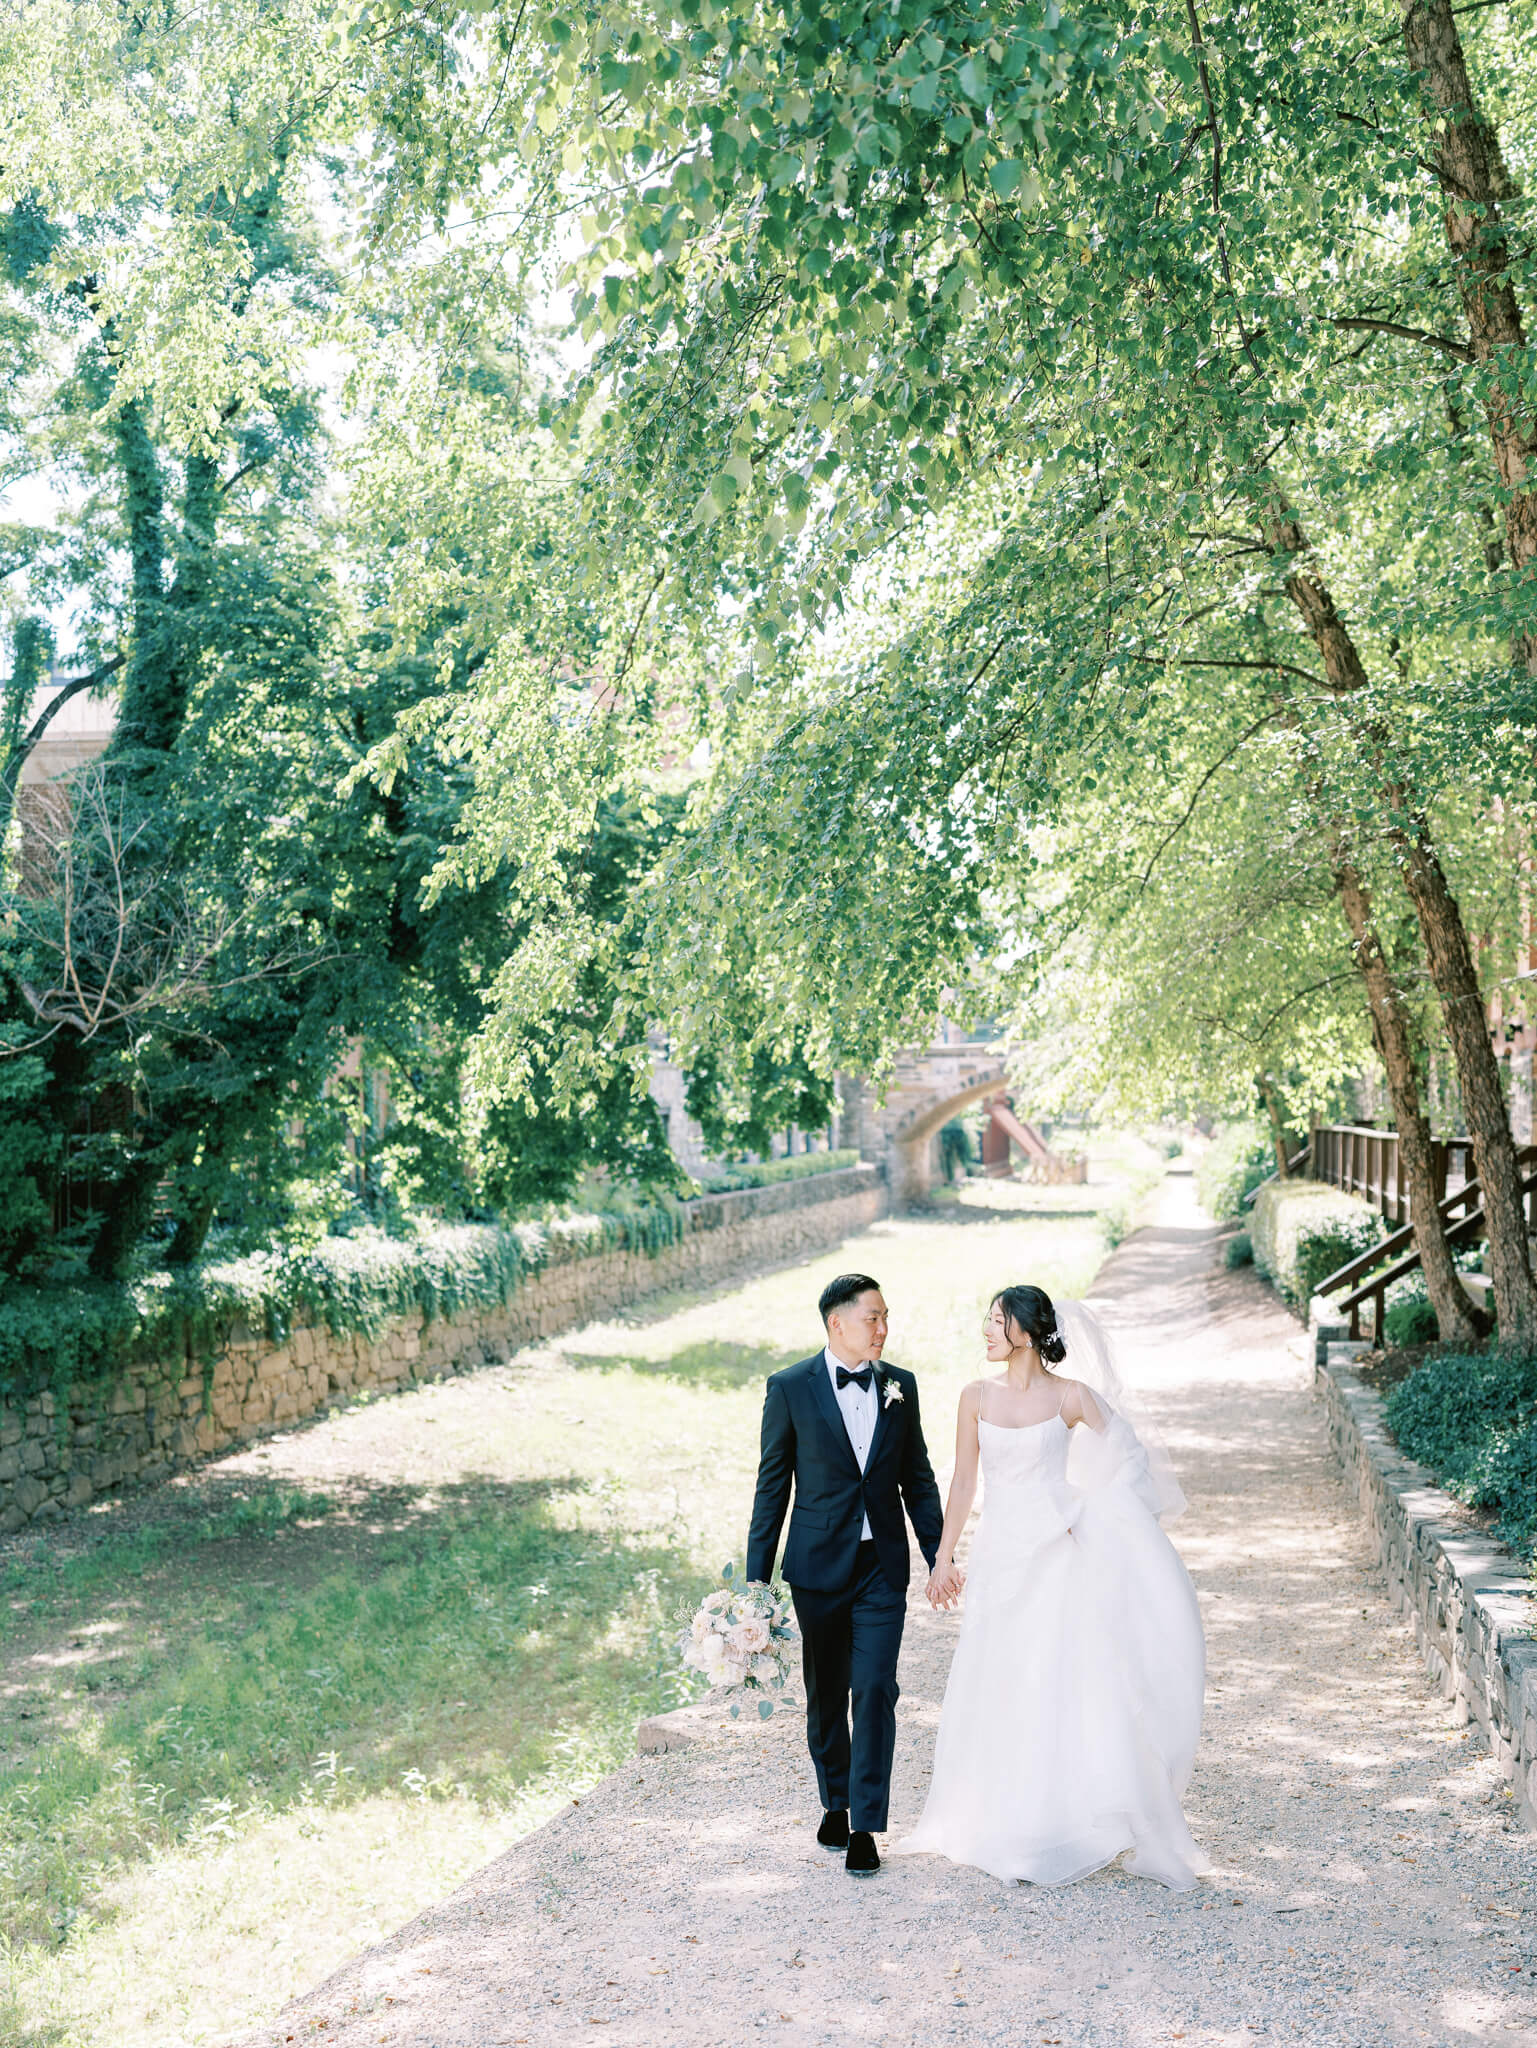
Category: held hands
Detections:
[{"x1": 926, "y1": 1560, "x2": 964, "y2": 1611}]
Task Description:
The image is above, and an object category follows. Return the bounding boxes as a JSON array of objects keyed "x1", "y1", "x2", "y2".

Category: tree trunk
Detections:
[
  {"x1": 1394, "y1": 829, "x2": 1537, "y2": 1344},
  {"x1": 0, "y1": 617, "x2": 51, "y2": 838},
  {"x1": 1263, "y1": 499, "x2": 1520, "y2": 1342},
  {"x1": 86, "y1": 1151, "x2": 165, "y2": 1282},
  {"x1": 108, "y1": 397, "x2": 173, "y2": 758},
  {"x1": 1335, "y1": 854, "x2": 1486, "y2": 1345},
  {"x1": 1401, "y1": 0, "x2": 1537, "y2": 671},
  {"x1": 1265, "y1": 511, "x2": 1372, "y2": 695},
  {"x1": 1259, "y1": 1073, "x2": 1291, "y2": 1177},
  {"x1": 166, "y1": 1187, "x2": 217, "y2": 1266}
]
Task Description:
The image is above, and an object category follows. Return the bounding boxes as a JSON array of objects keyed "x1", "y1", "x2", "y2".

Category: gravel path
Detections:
[{"x1": 241, "y1": 1173, "x2": 1537, "y2": 2048}]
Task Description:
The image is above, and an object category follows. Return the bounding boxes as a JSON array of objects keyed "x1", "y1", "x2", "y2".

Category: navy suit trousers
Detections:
[{"x1": 791, "y1": 1541, "x2": 906, "y2": 1833}]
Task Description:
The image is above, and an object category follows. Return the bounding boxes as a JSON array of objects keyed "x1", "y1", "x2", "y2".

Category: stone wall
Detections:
[
  {"x1": 1316, "y1": 1354, "x2": 1537, "y2": 1828},
  {"x1": 1, "y1": 1164, "x2": 889, "y2": 1534}
]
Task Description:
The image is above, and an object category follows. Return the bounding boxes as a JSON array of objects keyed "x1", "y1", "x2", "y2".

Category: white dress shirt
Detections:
[{"x1": 825, "y1": 1344, "x2": 878, "y2": 1540}]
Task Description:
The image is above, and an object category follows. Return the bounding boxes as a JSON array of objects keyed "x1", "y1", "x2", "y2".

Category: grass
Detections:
[{"x1": 0, "y1": 1133, "x2": 1148, "y2": 2048}]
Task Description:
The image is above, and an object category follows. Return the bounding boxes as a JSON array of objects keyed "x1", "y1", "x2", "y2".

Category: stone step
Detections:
[{"x1": 635, "y1": 1702, "x2": 719, "y2": 1754}]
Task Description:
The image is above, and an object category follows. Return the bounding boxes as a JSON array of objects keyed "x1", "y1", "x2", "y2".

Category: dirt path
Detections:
[{"x1": 243, "y1": 1173, "x2": 1537, "y2": 2048}]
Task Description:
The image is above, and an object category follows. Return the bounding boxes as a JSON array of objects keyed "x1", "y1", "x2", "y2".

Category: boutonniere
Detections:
[{"x1": 880, "y1": 1373, "x2": 904, "y2": 1409}]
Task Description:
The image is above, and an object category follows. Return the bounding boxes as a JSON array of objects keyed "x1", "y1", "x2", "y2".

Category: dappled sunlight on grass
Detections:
[
  {"x1": 1, "y1": 1477, "x2": 695, "y2": 2045},
  {"x1": 569, "y1": 1339, "x2": 808, "y2": 1391},
  {"x1": 3, "y1": 1790, "x2": 538, "y2": 2048}
]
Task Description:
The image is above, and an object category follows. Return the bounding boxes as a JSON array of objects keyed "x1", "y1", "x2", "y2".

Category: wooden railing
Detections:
[
  {"x1": 1311, "y1": 1123, "x2": 1477, "y2": 1227},
  {"x1": 1313, "y1": 1141, "x2": 1537, "y2": 1339}
]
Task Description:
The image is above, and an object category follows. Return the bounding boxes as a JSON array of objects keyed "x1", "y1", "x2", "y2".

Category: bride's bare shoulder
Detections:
[{"x1": 958, "y1": 1378, "x2": 989, "y2": 1412}]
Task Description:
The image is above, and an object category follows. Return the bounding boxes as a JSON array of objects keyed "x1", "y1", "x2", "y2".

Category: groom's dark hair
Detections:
[{"x1": 819, "y1": 1273, "x2": 882, "y2": 1324}]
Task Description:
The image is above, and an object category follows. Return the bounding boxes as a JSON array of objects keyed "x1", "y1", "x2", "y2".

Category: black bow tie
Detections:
[{"x1": 836, "y1": 1365, "x2": 875, "y2": 1393}]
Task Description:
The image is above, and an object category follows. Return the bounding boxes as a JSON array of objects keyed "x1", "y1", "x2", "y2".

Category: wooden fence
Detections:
[
  {"x1": 1308, "y1": 1125, "x2": 1537, "y2": 1338},
  {"x1": 1310, "y1": 1123, "x2": 1476, "y2": 1227}
]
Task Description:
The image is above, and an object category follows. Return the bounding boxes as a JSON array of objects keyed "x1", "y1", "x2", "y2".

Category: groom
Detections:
[{"x1": 746, "y1": 1274, "x2": 943, "y2": 1877}]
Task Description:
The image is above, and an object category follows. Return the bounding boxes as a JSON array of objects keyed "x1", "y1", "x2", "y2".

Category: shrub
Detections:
[
  {"x1": 1385, "y1": 1349, "x2": 1537, "y2": 1555},
  {"x1": 1382, "y1": 1287, "x2": 1439, "y2": 1348},
  {"x1": 1249, "y1": 1180, "x2": 1384, "y2": 1313},
  {"x1": 938, "y1": 1121, "x2": 973, "y2": 1182},
  {"x1": 694, "y1": 1149, "x2": 859, "y2": 1193},
  {"x1": 1102, "y1": 1197, "x2": 1133, "y2": 1250},
  {"x1": 1224, "y1": 1231, "x2": 1254, "y2": 1270},
  {"x1": 1196, "y1": 1123, "x2": 1273, "y2": 1222},
  {"x1": 0, "y1": 1211, "x2": 691, "y2": 1406}
]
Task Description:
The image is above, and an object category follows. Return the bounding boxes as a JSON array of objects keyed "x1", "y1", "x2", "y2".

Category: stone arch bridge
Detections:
[{"x1": 837, "y1": 1042, "x2": 1065, "y2": 1205}]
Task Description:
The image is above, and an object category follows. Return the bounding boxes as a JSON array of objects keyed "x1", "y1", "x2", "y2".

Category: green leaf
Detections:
[
  {"x1": 988, "y1": 159, "x2": 1024, "y2": 199},
  {"x1": 958, "y1": 54, "x2": 988, "y2": 103},
  {"x1": 910, "y1": 72, "x2": 941, "y2": 112}
]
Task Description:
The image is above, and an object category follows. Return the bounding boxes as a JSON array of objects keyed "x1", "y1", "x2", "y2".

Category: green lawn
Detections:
[{"x1": 0, "y1": 1135, "x2": 1157, "y2": 2047}]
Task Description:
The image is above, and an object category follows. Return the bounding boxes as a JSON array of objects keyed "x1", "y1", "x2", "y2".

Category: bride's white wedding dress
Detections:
[{"x1": 897, "y1": 1377, "x2": 1209, "y2": 1889}]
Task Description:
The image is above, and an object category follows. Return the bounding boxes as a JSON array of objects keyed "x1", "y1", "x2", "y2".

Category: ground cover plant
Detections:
[
  {"x1": 0, "y1": 1210, "x2": 704, "y2": 1408},
  {"x1": 1384, "y1": 1348, "x2": 1537, "y2": 1557},
  {"x1": 0, "y1": 1152, "x2": 1134, "y2": 2047}
]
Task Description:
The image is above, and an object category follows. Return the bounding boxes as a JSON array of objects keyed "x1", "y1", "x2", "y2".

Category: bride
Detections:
[{"x1": 896, "y1": 1284, "x2": 1209, "y2": 1889}]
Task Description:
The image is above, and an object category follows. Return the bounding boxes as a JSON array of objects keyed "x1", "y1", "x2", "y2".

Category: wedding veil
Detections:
[{"x1": 1054, "y1": 1299, "x2": 1189, "y2": 1523}]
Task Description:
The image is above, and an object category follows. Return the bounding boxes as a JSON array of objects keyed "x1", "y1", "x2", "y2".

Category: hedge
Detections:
[
  {"x1": 1249, "y1": 1179, "x2": 1385, "y2": 1313},
  {"x1": 1196, "y1": 1123, "x2": 1274, "y2": 1222},
  {"x1": 694, "y1": 1148, "x2": 859, "y2": 1193}
]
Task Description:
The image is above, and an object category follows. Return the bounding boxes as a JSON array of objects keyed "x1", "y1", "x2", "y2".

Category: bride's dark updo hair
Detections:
[{"x1": 991, "y1": 1284, "x2": 1067, "y2": 1365}]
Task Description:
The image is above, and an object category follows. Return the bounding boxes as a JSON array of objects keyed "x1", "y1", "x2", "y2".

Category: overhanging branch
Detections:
[
  {"x1": 1331, "y1": 315, "x2": 1474, "y2": 361},
  {"x1": 1139, "y1": 709, "x2": 1284, "y2": 893}
]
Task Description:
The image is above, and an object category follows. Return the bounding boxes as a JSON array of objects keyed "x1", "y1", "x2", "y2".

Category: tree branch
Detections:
[
  {"x1": 1196, "y1": 971, "x2": 1361, "y2": 1047},
  {"x1": 1138, "y1": 709, "x2": 1284, "y2": 892},
  {"x1": 1133, "y1": 652, "x2": 1329, "y2": 689},
  {"x1": 2, "y1": 655, "x2": 124, "y2": 791},
  {"x1": 1331, "y1": 314, "x2": 1474, "y2": 361},
  {"x1": 1186, "y1": 0, "x2": 1263, "y2": 377},
  {"x1": 1332, "y1": 105, "x2": 1476, "y2": 195}
]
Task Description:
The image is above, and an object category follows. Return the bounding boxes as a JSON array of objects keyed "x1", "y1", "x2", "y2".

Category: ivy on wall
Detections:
[{"x1": 0, "y1": 1154, "x2": 866, "y2": 1405}]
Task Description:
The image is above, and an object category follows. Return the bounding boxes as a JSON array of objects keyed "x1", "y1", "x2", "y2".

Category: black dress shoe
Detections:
[
  {"x1": 816, "y1": 1808, "x2": 850, "y2": 1850},
  {"x1": 845, "y1": 1830, "x2": 881, "y2": 1877}
]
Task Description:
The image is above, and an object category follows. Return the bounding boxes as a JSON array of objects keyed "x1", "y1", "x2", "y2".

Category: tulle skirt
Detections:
[{"x1": 897, "y1": 1458, "x2": 1209, "y2": 1889}]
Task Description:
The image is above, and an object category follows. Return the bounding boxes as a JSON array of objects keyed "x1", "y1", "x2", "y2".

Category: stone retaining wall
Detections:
[
  {"x1": 2, "y1": 1164, "x2": 889, "y2": 1534},
  {"x1": 1316, "y1": 1355, "x2": 1537, "y2": 1827}
]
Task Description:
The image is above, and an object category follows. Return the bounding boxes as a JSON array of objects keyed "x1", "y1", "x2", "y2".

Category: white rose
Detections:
[
  {"x1": 729, "y1": 1617, "x2": 771, "y2": 1656},
  {"x1": 750, "y1": 1656, "x2": 779, "y2": 1684},
  {"x1": 691, "y1": 1612, "x2": 713, "y2": 1643},
  {"x1": 698, "y1": 1633, "x2": 726, "y2": 1672}
]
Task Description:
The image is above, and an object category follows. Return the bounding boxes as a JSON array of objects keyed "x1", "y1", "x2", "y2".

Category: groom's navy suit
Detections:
[{"x1": 747, "y1": 1353, "x2": 943, "y2": 1832}]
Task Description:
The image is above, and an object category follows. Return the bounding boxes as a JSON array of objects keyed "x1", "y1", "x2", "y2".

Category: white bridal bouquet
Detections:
[{"x1": 679, "y1": 1563, "x2": 798, "y2": 1719}]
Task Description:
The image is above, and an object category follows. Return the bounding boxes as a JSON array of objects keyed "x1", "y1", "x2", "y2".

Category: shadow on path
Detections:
[{"x1": 240, "y1": 1175, "x2": 1537, "y2": 2048}]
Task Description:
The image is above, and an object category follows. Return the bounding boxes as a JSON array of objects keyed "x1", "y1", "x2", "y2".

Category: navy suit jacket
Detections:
[{"x1": 745, "y1": 1353, "x2": 944, "y2": 1594}]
